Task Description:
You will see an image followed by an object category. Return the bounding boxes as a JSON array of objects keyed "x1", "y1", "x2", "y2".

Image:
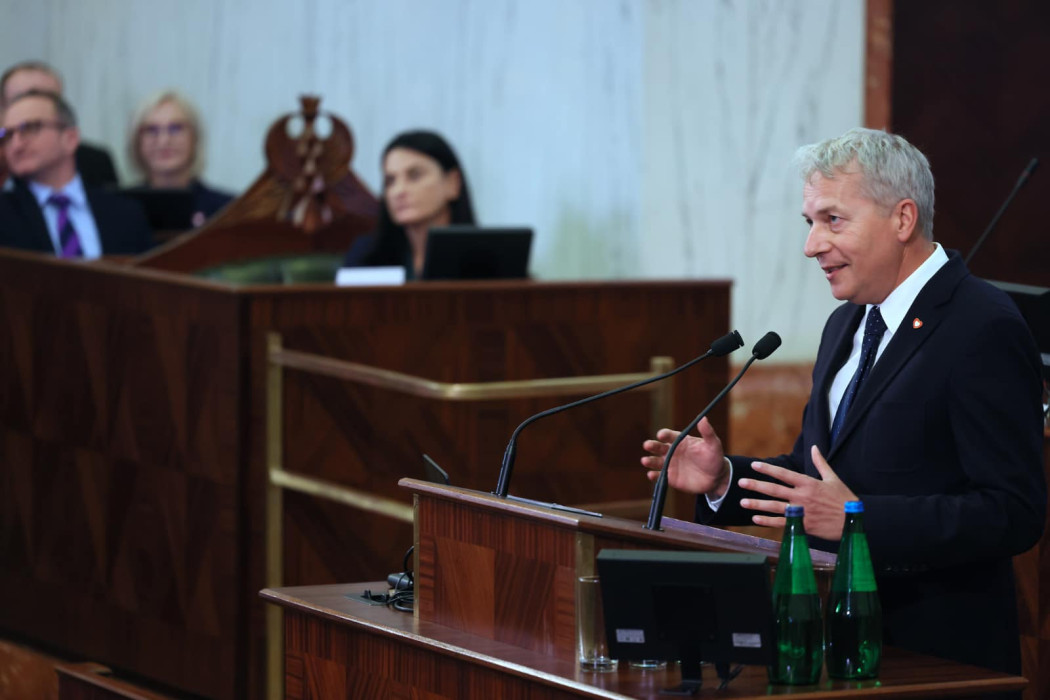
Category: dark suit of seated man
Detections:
[
  {"x1": 641, "y1": 128, "x2": 1045, "y2": 692},
  {"x1": 0, "y1": 90, "x2": 151, "y2": 257}
]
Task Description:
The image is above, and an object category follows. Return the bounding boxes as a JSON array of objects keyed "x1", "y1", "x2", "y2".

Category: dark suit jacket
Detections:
[
  {"x1": 0, "y1": 179, "x2": 153, "y2": 255},
  {"x1": 190, "y1": 179, "x2": 234, "y2": 218},
  {"x1": 76, "y1": 142, "x2": 119, "y2": 189},
  {"x1": 699, "y1": 252, "x2": 1046, "y2": 675}
]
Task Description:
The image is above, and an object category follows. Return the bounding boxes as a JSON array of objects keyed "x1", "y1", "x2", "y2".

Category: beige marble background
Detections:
[{"x1": 0, "y1": 0, "x2": 865, "y2": 361}]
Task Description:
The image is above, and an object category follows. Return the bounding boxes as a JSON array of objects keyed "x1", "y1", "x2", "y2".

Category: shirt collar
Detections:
[
  {"x1": 29, "y1": 173, "x2": 87, "y2": 208},
  {"x1": 868, "y1": 242, "x2": 949, "y2": 335}
]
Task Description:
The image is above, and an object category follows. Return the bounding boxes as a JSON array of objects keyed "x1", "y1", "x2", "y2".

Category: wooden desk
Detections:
[
  {"x1": 0, "y1": 248, "x2": 730, "y2": 698},
  {"x1": 261, "y1": 582, "x2": 1027, "y2": 699}
]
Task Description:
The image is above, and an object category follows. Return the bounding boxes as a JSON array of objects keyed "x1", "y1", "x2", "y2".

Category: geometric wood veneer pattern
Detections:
[{"x1": 0, "y1": 249, "x2": 730, "y2": 698}]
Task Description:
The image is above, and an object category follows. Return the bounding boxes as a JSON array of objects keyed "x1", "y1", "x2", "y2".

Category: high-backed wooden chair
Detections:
[{"x1": 132, "y1": 95, "x2": 378, "y2": 280}]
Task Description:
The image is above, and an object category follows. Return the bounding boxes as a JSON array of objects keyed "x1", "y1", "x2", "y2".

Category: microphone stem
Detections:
[
  {"x1": 645, "y1": 354, "x2": 758, "y2": 531},
  {"x1": 493, "y1": 349, "x2": 716, "y2": 498},
  {"x1": 965, "y1": 157, "x2": 1038, "y2": 266}
]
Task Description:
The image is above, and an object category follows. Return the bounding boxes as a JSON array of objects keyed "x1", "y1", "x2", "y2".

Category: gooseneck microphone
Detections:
[
  {"x1": 965, "y1": 157, "x2": 1039, "y2": 265},
  {"x1": 493, "y1": 330, "x2": 745, "y2": 499},
  {"x1": 645, "y1": 331, "x2": 782, "y2": 531}
]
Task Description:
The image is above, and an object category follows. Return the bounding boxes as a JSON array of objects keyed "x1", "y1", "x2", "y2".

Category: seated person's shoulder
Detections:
[
  {"x1": 191, "y1": 180, "x2": 235, "y2": 217},
  {"x1": 343, "y1": 232, "x2": 379, "y2": 267},
  {"x1": 0, "y1": 190, "x2": 19, "y2": 241},
  {"x1": 88, "y1": 188, "x2": 154, "y2": 254}
]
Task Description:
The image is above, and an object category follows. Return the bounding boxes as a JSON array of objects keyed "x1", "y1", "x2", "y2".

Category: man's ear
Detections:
[
  {"x1": 61, "y1": 125, "x2": 81, "y2": 156},
  {"x1": 895, "y1": 198, "x2": 919, "y2": 242}
]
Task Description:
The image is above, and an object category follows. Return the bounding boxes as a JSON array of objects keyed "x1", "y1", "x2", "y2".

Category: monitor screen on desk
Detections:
[
  {"x1": 118, "y1": 187, "x2": 196, "y2": 232},
  {"x1": 597, "y1": 550, "x2": 774, "y2": 679},
  {"x1": 988, "y1": 280, "x2": 1050, "y2": 379},
  {"x1": 421, "y1": 226, "x2": 533, "y2": 280}
]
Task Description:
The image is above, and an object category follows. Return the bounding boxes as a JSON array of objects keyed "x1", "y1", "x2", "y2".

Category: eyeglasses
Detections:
[
  {"x1": 139, "y1": 122, "x2": 189, "y2": 139},
  {"x1": 0, "y1": 119, "x2": 69, "y2": 145}
]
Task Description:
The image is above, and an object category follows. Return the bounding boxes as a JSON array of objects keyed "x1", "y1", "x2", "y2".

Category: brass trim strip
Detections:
[
  {"x1": 272, "y1": 347, "x2": 672, "y2": 401},
  {"x1": 264, "y1": 332, "x2": 677, "y2": 699},
  {"x1": 649, "y1": 356, "x2": 674, "y2": 434},
  {"x1": 265, "y1": 332, "x2": 284, "y2": 700},
  {"x1": 270, "y1": 468, "x2": 414, "y2": 523}
]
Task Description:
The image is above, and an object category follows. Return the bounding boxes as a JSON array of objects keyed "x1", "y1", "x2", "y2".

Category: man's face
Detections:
[
  {"x1": 2, "y1": 69, "x2": 62, "y2": 106},
  {"x1": 801, "y1": 168, "x2": 905, "y2": 305},
  {"x1": 1, "y1": 95, "x2": 78, "y2": 183}
]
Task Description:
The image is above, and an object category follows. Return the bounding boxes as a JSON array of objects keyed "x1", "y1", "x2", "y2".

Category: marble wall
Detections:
[{"x1": 0, "y1": 0, "x2": 864, "y2": 361}]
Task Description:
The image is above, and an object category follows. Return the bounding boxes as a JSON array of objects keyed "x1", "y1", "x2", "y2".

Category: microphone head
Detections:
[
  {"x1": 710, "y1": 330, "x2": 744, "y2": 357},
  {"x1": 752, "y1": 332, "x2": 782, "y2": 360}
]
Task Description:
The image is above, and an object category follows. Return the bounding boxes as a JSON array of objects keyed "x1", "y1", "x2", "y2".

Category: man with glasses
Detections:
[
  {"x1": 0, "y1": 90, "x2": 151, "y2": 257},
  {"x1": 0, "y1": 61, "x2": 118, "y2": 190}
]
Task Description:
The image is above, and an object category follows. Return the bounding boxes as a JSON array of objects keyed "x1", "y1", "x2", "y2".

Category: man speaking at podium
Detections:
[{"x1": 642, "y1": 128, "x2": 1045, "y2": 680}]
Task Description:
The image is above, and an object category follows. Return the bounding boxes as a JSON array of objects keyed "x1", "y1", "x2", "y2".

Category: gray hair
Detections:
[
  {"x1": 794, "y1": 127, "x2": 935, "y2": 240},
  {"x1": 126, "y1": 90, "x2": 205, "y2": 179},
  {"x1": 6, "y1": 89, "x2": 77, "y2": 128},
  {"x1": 0, "y1": 61, "x2": 64, "y2": 107}
]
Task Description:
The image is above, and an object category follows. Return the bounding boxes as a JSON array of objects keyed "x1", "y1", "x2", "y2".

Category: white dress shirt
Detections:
[
  {"x1": 826, "y1": 243, "x2": 949, "y2": 425},
  {"x1": 708, "y1": 242, "x2": 950, "y2": 511},
  {"x1": 28, "y1": 174, "x2": 103, "y2": 259}
]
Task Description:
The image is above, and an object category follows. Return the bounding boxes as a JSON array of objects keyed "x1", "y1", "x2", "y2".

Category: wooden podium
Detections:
[
  {"x1": 260, "y1": 480, "x2": 1027, "y2": 698},
  {"x1": 0, "y1": 245, "x2": 731, "y2": 698}
]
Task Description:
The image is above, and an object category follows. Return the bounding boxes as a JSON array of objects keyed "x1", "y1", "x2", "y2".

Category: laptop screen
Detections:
[{"x1": 421, "y1": 226, "x2": 533, "y2": 280}]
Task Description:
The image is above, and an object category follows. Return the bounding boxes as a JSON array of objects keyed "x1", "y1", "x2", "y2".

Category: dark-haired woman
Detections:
[{"x1": 343, "y1": 130, "x2": 476, "y2": 279}]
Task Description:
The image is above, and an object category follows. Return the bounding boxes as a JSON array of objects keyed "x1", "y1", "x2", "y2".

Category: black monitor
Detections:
[
  {"x1": 989, "y1": 280, "x2": 1050, "y2": 381},
  {"x1": 421, "y1": 226, "x2": 532, "y2": 280},
  {"x1": 596, "y1": 549, "x2": 774, "y2": 694},
  {"x1": 119, "y1": 187, "x2": 196, "y2": 232}
]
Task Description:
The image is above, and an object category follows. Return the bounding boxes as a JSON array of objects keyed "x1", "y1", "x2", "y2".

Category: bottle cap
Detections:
[
  {"x1": 785, "y1": 504, "x2": 804, "y2": 517},
  {"x1": 844, "y1": 500, "x2": 864, "y2": 513}
]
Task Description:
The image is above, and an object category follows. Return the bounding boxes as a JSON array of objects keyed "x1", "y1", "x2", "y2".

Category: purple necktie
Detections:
[
  {"x1": 830, "y1": 306, "x2": 887, "y2": 445},
  {"x1": 47, "y1": 193, "x2": 83, "y2": 258}
]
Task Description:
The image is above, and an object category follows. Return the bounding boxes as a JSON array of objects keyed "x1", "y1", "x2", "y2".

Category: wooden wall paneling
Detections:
[
  {"x1": 282, "y1": 608, "x2": 587, "y2": 700},
  {"x1": 891, "y1": 4, "x2": 1050, "y2": 696},
  {"x1": 891, "y1": 1, "x2": 1050, "y2": 287},
  {"x1": 243, "y1": 280, "x2": 730, "y2": 577},
  {"x1": 864, "y1": 0, "x2": 894, "y2": 130},
  {"x1": 239, "y1": 280, "x2": 730, "y2": 698},
  {"x1": 0, "y1": 252, "x2": 248, "y2": 699},
  {"x1": 238, "y1": 281, "x2": 730, "y2": 696},
  {"x1": 0, "y1": 261, "x2": 729, "y2": 699}
]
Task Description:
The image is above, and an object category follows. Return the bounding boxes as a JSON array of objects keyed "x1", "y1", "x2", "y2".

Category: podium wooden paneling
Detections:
[
  {"x1": 0, "y1": 246, "x2": 730, "y2": 698},
  {"x1": 404, "y1": 479, "x2": 836, "y2": 658},
  {"x1": 259, "y1": 481, "x2": 1027, "y2": 699}
]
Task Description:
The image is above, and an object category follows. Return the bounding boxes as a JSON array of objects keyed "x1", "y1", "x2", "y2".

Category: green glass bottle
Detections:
[
  {"x1": 768, "y1": 504, "x2": 823, "y2": 685},
  {"x1": 826, "y1": 500, "x2": 882, "y2": 680}
]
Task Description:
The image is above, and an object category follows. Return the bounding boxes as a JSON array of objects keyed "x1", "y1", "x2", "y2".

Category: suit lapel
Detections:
[
  {"x1": 827, "y1": 255, "x2": 967, "y2": 457},
  {"x1": 10, "y1": 181, "x2": 54, "y2": 253},
  {"x1": 813, "y1": 304, "x2": 864, "y2": 455}
]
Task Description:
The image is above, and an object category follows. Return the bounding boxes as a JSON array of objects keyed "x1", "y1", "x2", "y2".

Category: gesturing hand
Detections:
[
  {"x1": 640, "y1": 417, "x2": 731, "y2": 497},
  {"x1": 737, "y1": 445, "x2": 856, "y2": 540}
]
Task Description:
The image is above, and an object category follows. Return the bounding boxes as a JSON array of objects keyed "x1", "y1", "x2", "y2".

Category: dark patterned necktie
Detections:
[
  {"x1": 830, "y1": 306, "x2": 888, "y2": 445},
  {"x1": 47, "y1": 193, "x2": 83, "y2": 258}
]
